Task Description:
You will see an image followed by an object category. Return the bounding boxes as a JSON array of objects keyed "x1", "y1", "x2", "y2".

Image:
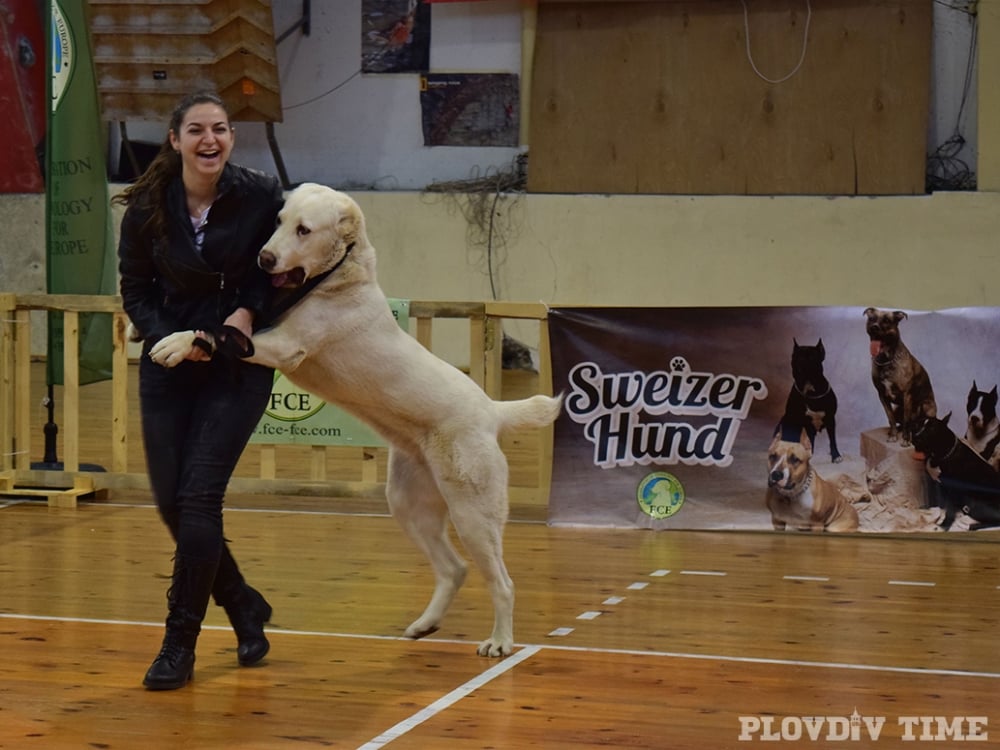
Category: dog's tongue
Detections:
[
  {"x1": 271, "y1": 272, "x2": 291, "y2": 288},
  {"x1": 870, "y1": 340, "x2": 882, "y2": 357}
]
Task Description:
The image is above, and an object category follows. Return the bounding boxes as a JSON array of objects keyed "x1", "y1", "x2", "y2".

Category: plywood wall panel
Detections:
[
  {"x1": 528, "y1": 0, "x2": 931, "y2": 195},
  {"x1": 88, "y1": 0, "x2": 281, "y2": 122}
]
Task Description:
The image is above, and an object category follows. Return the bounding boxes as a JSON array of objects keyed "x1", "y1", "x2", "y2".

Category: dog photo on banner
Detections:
[{"x1": 547, "y1": 306, "x2": 1000, "y2": 534}]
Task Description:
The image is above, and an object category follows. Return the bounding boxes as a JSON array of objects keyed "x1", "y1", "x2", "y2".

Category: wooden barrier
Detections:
[{"x1": 0, "y1": 294, "x2": 554, "y2": 508}]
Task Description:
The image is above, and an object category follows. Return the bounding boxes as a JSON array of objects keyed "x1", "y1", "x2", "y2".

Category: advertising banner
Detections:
[
  {"x1": 46, "y1": 0, "x2": 116, "y2": 385},
  {"x1": 548, "y1": 306, "x2": 1000, "y2": 533},
  {"x1": 250, "y1": 300, "x2": 410, "y2": 447}
]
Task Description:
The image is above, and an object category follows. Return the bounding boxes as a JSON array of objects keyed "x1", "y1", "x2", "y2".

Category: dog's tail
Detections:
[{"x1": 496, "y1": 393, "x2": 564, "y2": 433}]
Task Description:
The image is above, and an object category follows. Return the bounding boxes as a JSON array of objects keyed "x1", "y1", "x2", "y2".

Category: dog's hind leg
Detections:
[
  {"x1": 431, "y1": 442, "x2": 515, "y2": 658},
  {"x1": 386, "y1": 448, "x2": 468, "y2": 642}
]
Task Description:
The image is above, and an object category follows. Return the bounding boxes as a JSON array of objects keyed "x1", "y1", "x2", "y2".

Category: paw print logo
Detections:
[{"x1": 670, "y1": 356, "x2": 689, "y2": 373}]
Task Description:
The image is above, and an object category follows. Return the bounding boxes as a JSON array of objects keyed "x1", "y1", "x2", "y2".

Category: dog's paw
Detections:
[
  {"x1": 477, "y1": 638, "x2": 514, "y2": 658},
  {"x1": 404, "y1": 621, "x2": 439, "y2": 640},
  {"x1": 149, "y1": 330, "x2": 197, "y2": 368}
]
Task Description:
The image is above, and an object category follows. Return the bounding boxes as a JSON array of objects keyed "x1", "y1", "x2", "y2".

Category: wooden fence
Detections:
[{"x1": 0, "y1": 293, "x2": 554, "y2": 508}]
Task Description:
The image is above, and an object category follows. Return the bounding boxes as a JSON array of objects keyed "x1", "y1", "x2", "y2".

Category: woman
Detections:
[{"x1": 115, "y1": 91, "x2": 284, "y2": 690}]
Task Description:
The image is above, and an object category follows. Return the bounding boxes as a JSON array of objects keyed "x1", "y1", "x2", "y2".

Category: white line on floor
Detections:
[
  {"x1": 680, "y1": 570, "x2": 727, "y2": 576},
  {"x1": 3, "y1": 613, "x2": 998, "y2": 679},
  {"x1": 356, "y1": 644, "x2": 541, "y2": 750}
]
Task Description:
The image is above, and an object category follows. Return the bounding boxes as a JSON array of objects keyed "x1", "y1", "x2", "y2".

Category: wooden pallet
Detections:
[{"x1": 0, "y1": 472, "x2": 103, "y2": 508}]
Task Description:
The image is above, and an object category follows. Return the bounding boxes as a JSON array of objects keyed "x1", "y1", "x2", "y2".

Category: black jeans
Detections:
[{"x1": 139, "y1": 352, "x2": 274, "y2": 570}]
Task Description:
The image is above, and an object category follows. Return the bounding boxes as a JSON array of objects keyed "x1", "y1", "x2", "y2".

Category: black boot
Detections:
[
  {"x1": 143, "y1": 555, "x2": 217, "y2": 691},
  {"x1": 213, "y1": 545, "x2": 272, "y2": 666},
  {"x1": 220, "y1": 583, "x2": 272, "y2": 666}
]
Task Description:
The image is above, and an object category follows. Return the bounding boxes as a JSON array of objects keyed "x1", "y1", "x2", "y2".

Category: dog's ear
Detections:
[
  {"x1": 336, "y1": 210, "x2": 359, "y2": 247},
  {"x1": 816, "y1": 338, "x2": 824, "y2": 357},
  {"x1": 991, "y1": 385, "x2": 998, "y2": 397},
  {"x1": 768, "y1": 431, "x2": 781, "y2": 452},
  {"x1": 893, "y1": 310, "x2": 908, "y2": 322},
  {"x1": 863, "y1": 307, "x2": 875, "y2": 318},
  {"x1": 971, "y1": 380, "x2": 978, "y2": 396},
  {"x1": 942, "y1": 411, "x2": 952, "y2": 426},
  {"x1": 799, "y1": 428, "x2": 813, "y2": 453}
]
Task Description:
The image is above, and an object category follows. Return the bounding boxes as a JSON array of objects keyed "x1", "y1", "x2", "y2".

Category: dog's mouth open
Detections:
[
  {"x1": 269, "y1": 268, "x2": 307, "y2": 288},
  {"x1": 869, "y1": 339, "x2": 883, "y2": 358}
]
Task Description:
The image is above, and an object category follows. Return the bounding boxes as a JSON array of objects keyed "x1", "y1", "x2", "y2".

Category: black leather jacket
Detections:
[{"x1": 118, "y1": 163, "x2": 284, "y2": 345}]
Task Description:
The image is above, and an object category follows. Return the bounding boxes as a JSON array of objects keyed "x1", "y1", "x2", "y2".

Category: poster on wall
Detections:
[
  {"x1": 547, "y1": 306, "x2": 1000, "y2": 534},
  {"x1": 361, "y1": 0, "x2": 431, "y2": 74},
  {"x1": 419, "y1": 73, "x2": 519, "y2": 147}
]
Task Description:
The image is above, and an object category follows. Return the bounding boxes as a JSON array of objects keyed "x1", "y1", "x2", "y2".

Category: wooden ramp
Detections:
[
  {"x1": 88, "y1": 0, "x2": 281, "y2": 122},
  {"x1": 0, "y1": 470, "x2": 104, "y2": 508}
]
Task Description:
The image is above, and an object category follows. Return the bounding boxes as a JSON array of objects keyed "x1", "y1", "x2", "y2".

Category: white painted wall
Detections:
[
  {"x1": 4, "y1": 1, "x2": 994, "y2": 366},
  {"x1": 116, "y1": 1, "x2": 526, "y2": 189}
]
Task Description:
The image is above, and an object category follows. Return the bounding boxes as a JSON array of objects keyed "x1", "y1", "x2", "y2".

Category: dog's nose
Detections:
[
  {"x1": 768, "y1": 470, "x2": 782, "y2": 486},
  {"x1": 258, "y1": 250, "x2": 276, "y2": 271}
]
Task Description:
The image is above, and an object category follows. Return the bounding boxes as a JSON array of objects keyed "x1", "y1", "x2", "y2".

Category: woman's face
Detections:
[{"x1": 169, "y1": 103, "x2": 234, "y2": 182}]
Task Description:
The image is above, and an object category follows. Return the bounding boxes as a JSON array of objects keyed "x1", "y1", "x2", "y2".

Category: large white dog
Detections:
[{"x1": 152, "y1": 183, "x2": 563, "y2": 656}]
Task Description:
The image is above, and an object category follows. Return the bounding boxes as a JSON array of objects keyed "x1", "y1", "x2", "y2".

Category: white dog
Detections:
[{"x1": 152, "y1": 183, "x2": 563, "y2": 657}]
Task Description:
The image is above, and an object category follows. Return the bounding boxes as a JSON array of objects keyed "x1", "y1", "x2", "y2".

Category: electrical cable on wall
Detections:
[
  {"x1": 741, "y1": 0, "x2": 812, "y2": 84},
  {"x1": 283, "y1": 70, "x2": 362, "y2": 111},
  {"x1": 926, "y1": 0, "x2": 978, "y2": 191},
  {"x1": 424, "y1": 154, "x2": 527, "y2": 302}
]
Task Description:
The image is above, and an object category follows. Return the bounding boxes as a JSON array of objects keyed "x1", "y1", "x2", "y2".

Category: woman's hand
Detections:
[{"x1": 224, "y1": 307, "x2": 254, "y2": 340}]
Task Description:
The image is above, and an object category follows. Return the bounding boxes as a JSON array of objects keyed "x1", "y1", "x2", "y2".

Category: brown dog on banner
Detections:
[
  {"x1": 765, "y1": 425, "x2": 859, "y2": 533},
  {"x1": 864, "y1": 307, "x2": 937, "y2": 446}
]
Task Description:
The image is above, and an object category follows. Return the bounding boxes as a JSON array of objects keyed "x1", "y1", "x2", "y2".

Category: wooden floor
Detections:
[
  {"x1": 2, "y1": 495, "x2": 1000, "y2": 749},
  {"x1": 5, "y1": 362, "x2": 1000, "y2": 747}
]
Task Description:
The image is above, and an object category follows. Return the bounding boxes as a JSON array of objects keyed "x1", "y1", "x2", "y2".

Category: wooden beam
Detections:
[{"x1": 979, "y1": 0, "x2": 1000, "y2": 190}]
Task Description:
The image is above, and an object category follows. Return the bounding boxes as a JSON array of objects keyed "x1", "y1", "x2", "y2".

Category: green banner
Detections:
[
  {"x1": 45, "y1": 0, "x2": 115, "y2": 385},
  {"x1": 250, "y1": 300, "x2": 410, "y2": 447}
]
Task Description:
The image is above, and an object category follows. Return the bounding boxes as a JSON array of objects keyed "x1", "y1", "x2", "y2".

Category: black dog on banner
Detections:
[
  {"x1": 910, "y1": 414, "x2": 1000, "y2": 531},
  {"x1": 779, "y1": 339, "x2": 841, "y2": 463},
  {"x1": 965, "y1": 382, "x2": 1000, "y2": 468}
]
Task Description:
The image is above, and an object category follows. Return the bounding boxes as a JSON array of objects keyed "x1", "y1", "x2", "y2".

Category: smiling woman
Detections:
[{"x1": 110, "y1": 90, "x2": 285, "y2": 691}]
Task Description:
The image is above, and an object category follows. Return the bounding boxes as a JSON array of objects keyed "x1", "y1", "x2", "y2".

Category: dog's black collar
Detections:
[
  {"x1": 263, "y1": 242, "x2": 356, "y2": 325},
  {"x1": 940, "y1": 434, "x2": 960, "y2": 461},
  {"x1": 794, "y1": 382, "x2": 831, "y2": 399},
  {"x1": 872, "y1": 351, "x2": 893, "y2": 366}
]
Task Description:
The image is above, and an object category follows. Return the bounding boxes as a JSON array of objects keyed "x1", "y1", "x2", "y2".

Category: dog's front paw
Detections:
[
  {"x1": 404, "y1": 620, "x2": 440, "y2": 641},
  {"x1": 149, "y1": 330, "x2": 197, "y2": 368},
  {"x1": 477, "y1": 637, "x2": 514, "y2": 658}
]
